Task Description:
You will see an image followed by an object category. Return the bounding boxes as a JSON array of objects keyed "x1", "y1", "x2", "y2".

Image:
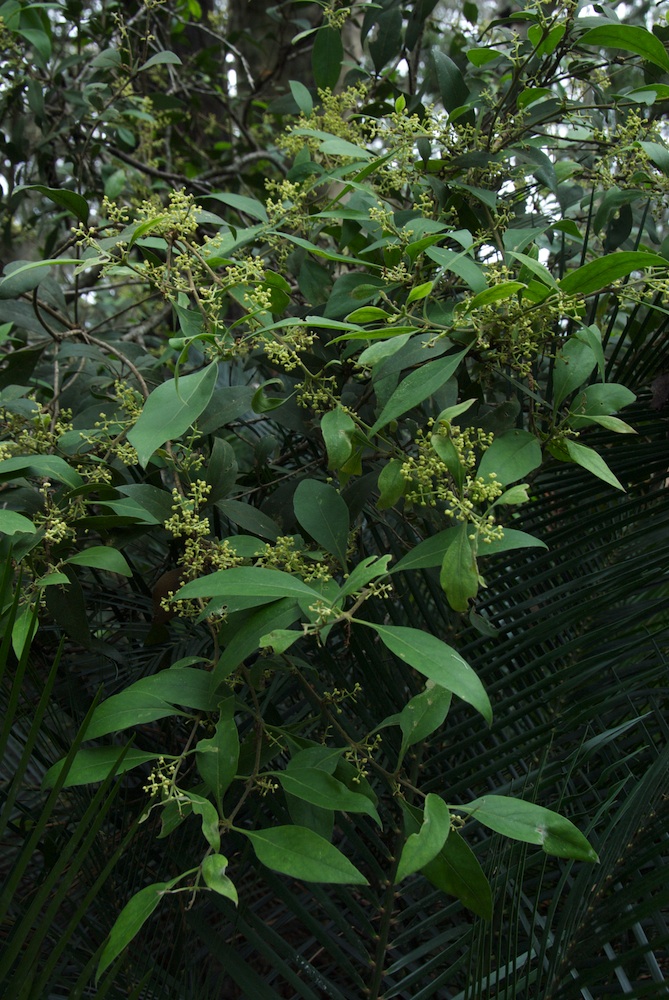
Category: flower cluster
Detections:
[
  {"x1": 402, "y1": 424, "x2": 505, "y2": 543},
  {"x1": 143, "y1": 756, "x2": 177, "y2": 797},
  {"x1": 162, "y1": 481, "x2": 244, "y2": 619},
  {"x1": 256, "y1": 534, "x2": 333, "y2": 584}
]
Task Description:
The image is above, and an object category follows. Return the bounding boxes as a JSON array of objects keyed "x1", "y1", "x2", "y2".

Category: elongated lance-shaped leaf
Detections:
[
  {"x1": 242, "y1": 826, "x2": 369, "y2": 884},
  {"x1": 359, "y1": 621, "x2": 492, "y2": 723},
  {"x1": 127, "y1": 362, "x2": 218, "y2": 467}
]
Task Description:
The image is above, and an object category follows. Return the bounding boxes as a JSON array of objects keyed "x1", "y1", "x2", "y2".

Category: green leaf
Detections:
[
  {"x1": 65, "y1": 545, "x2": 132, "y2": 577},
  {"x1": 392, "y1": 527, "x2": 460, "y2": 573},
  {"x1": 477, "y1": 527, "x2": 547, "y2": 554},
  {"x1": 552, "y1": 337, "x2": 597, "y2": 407},
  {"x1": 571, "y1": 414, "x2": 636, "y2": 434},
  {"x1": 259, "y1": 628, "x2": 300, "y2": 654},
  {"x1": 43, "y1": 747, "x2": 160, "y2": 789},
  {"x1": 336, "y1": 554, "x2": 392, "y2": 601},
  {"x1": 359, "y1": 334, "x2": 411, "y2": 368},
  {"x1": 468, "y1": 281, "x2": 526, "y2": 308},
  {"x1": 467, "y1": 47, "x2": 503, "y2": 67},
  {"x1": 15, "y1": 184, "x2": 89, "y2": 223},
  {"x1": 377, "y1": 459, "x2": 406, "y2": 510},
  {"x1": 214, "y1": 599, "x2": 301, "y2": 685},
  {"x1": 440, "y1": 524, "x2": 480, "y2": 612},
  {"x1": 638, "y1": 140, "x2": 669, "y2": 176},
  {"x1": 127, "y1": 363, "x2": 218, "y2": 467},
  {"x1": 396, "y1": 794, "x2": 451, "y2": 881},
  {"x1": 433, "y1": 49, "x2": 470, "y2": 113},
  {"x1": 187, "y1": 792, "x2": 221, "y2": 852},
  {"x1": 277, "y1": 769, "x2": 381, "y2": 826},
  {"x1": 579, "y1": 24, "x2": 669, "y2": 74},
  {"x1": 573, "y1": 382, "x2": 636, "y2": 416},
  {"x1": 312, "y1": 26, "x2": 343, "y2": 90},
  {"x1": 177, "y1": 567, "x2": 322, "y2": 603},
  {"x1": 321, "y1": 407, "x2": 355, "y2": 470},
  {"x1": 138, "y1": 50, "x2": 182, "y2": 70},
  {"x1": 196, "y1": 699, "x2": 239, "y2": 811},
  {"x1": 399, "y1": 684, "x2": 452, "y2": 753},
  {"x1": 370, "y1": 349, "x2": 468, "y2": 435},
  {"x1": 0, "y1": 454, "x2": 84, "y2": 489},
  {"x1": 407, "y1": 280, "x2": 434, "y2": 304},
  {"x1": 426, "y1": 246, "x2": 487, "y2": 292},
  {"x1": 84, "y1": 668, "x2": 218, "y2": 740},
  {"x1": 97, "y1": 879, "x2": 181, "y2": 983},
  {"x1": 364, "y1": 622, "x2": 492, "y2": 723},
  {"x1": 457, "y1": 794, "x2": 599, "y2": 862},
  {"x1": 293, "y1": 480, "x2": 350, "y2": 569},
  {"x1": 243, "y1": 826, "x2": 368, "y2": 884},
  {"x1": 477, "y1": 429, "x2": 542, "y2": 485},
  {"x1": 217, "y1": 499, "x2": 279, "y2": 540},
  {"x1": 205, "y1": 191, "x2": 268, "y2": 222},
  {"x1": 0, "y1": 510, "x2": 36, "y2": 535},
  {"x1": 422, "y1": 829, "x2": 492, "y2": 919},
  {"x1": 201, "y1": 855, "x2": 238, "y2": 904},
  {"x1": 289, "y1": 79, "x2": 313, "y2": 115},
  {"x1": 559, "y1": 250, "x2": 666, "y2": 296},
  {"x1": 562, "y1": 439, "x2": 625, "y2": 491},
  {"x1": 287, "y1": 747, "x2": 343, "y2": 774}
]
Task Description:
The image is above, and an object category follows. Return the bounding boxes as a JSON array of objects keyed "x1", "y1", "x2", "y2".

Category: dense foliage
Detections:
[{"x1": 1, "y1": 1, "x2": 669, "y2": 996}]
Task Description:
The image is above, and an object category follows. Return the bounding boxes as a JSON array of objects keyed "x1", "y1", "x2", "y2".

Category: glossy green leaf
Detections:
[
  {"x1": 0, "y1": 257, "x2": 75, "y2": 299},
  {"x1": 293, "y1": 479, "x2": 350, "y2": 569},
  {"x1": 559, "y1": 250, "x2": 666, "y2": 296},
  {"x1": 579, "y1": 24, "x2": 669, "y2": 74},
  {"x1": 312, "y1": 27, "x2": 343, "y2": 90},
  {"x1": 217, "y1": 498, "x2": 279, "y2": 540},
  {"x1": 84, "y1": 668, "x2": 218, "y2": 740},
  {"x1": 243, "y1": 826, "x2": 368, "y2": 884},
  {"x1": 392, "y1": 527, "x2": 460, "y2": 573},
  {"x1": 396, "y1": 794, "x2": 451, "y2": 881},
  {"x1": 289, "y1": 78, "x2": 313, "y2": 115},
  {"x1": 201, "y1": 855, "x2": 238, "y2": 904},
  {"x1": 477, "y1": 429, "x2": 542, "y2": 485},
  {"x1": 440, "y1": 524, "x2": 480, "y2": 612},
  {"x1": 97, "y1": 878, "x2": 181, "y2": 982},
  {"x1": 422, "y1": 829, "x2": 492, "y2": 919},
  {"x1": 138, "y1": 50, "x2": 182, "y2": 70},
  {"x1": 214, "y1": 599, "x2": 302, "y2": 684},
  {"x1": 0, "y1": 510, "x2": 36, "y2": 535},
  {"x1": 377, "y1": 459, "x2": 406, "y2": 510},
  {"x1": 365, "y1": 622, "x2": 492, "y2": 723},
  {"x1": 43, "y1": 747, "x2": 161, "y2": 788},
  {"x1": 258, "y1": 628, "x2": 300, "y2": 654},
  {"x1": 399, "y1": 684, "x2": 452, "y2": 753},
  {"x1": 573, "y1": 382, "x2": 636, "y2": 416},
  {"x1": 457, "y1": 794, "x2": 599, "y2": 861},
  {"x1": 0, "y1": 454, "x2": 83, "y2": 488},
  {"x1": 426, "y1": 246, "x2": 487, "y2": 293},
  {"x1": 562, "y1": 439, "x2": 625, "y2": 491},
  {"x1": 433, "y1": 49, "x2": 470, "y2": 113},
  {"x1": 177, "y1": 567, "x2": 322, "y2": 603},
  {"x1": 552, "y1": 337, "x2": 597, "y2": 407},
  {"x1": 127, "y1": 363, "x2": 218, "y2": 467},
  {"x1": 15, "y1": 184, "x2": 89, "y2": 223},
  {"x1": 205, "y1": 191, "x2": 268, "y2": 222},
  {"x1": 187, "y1": 792, "x2": 221, "y2": 852},
  {"x1": 196, "y1": 699, "x2": 239, "y2": 810},
  {"x1": 370, "y1": 349, "x2": 468, "y2": 435},
  {"x1": 65, "y1": 545, "x2": 132, "y2": 577},
  {"x1": 477, "y1": 527, "x2": 547, "y2": 554},
  {"x1": 277, "y1": 769, "x2": 381, "y2": 826},
  {"x1": 321, "y1": 407, "x2": 355, "y2": 470}
]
